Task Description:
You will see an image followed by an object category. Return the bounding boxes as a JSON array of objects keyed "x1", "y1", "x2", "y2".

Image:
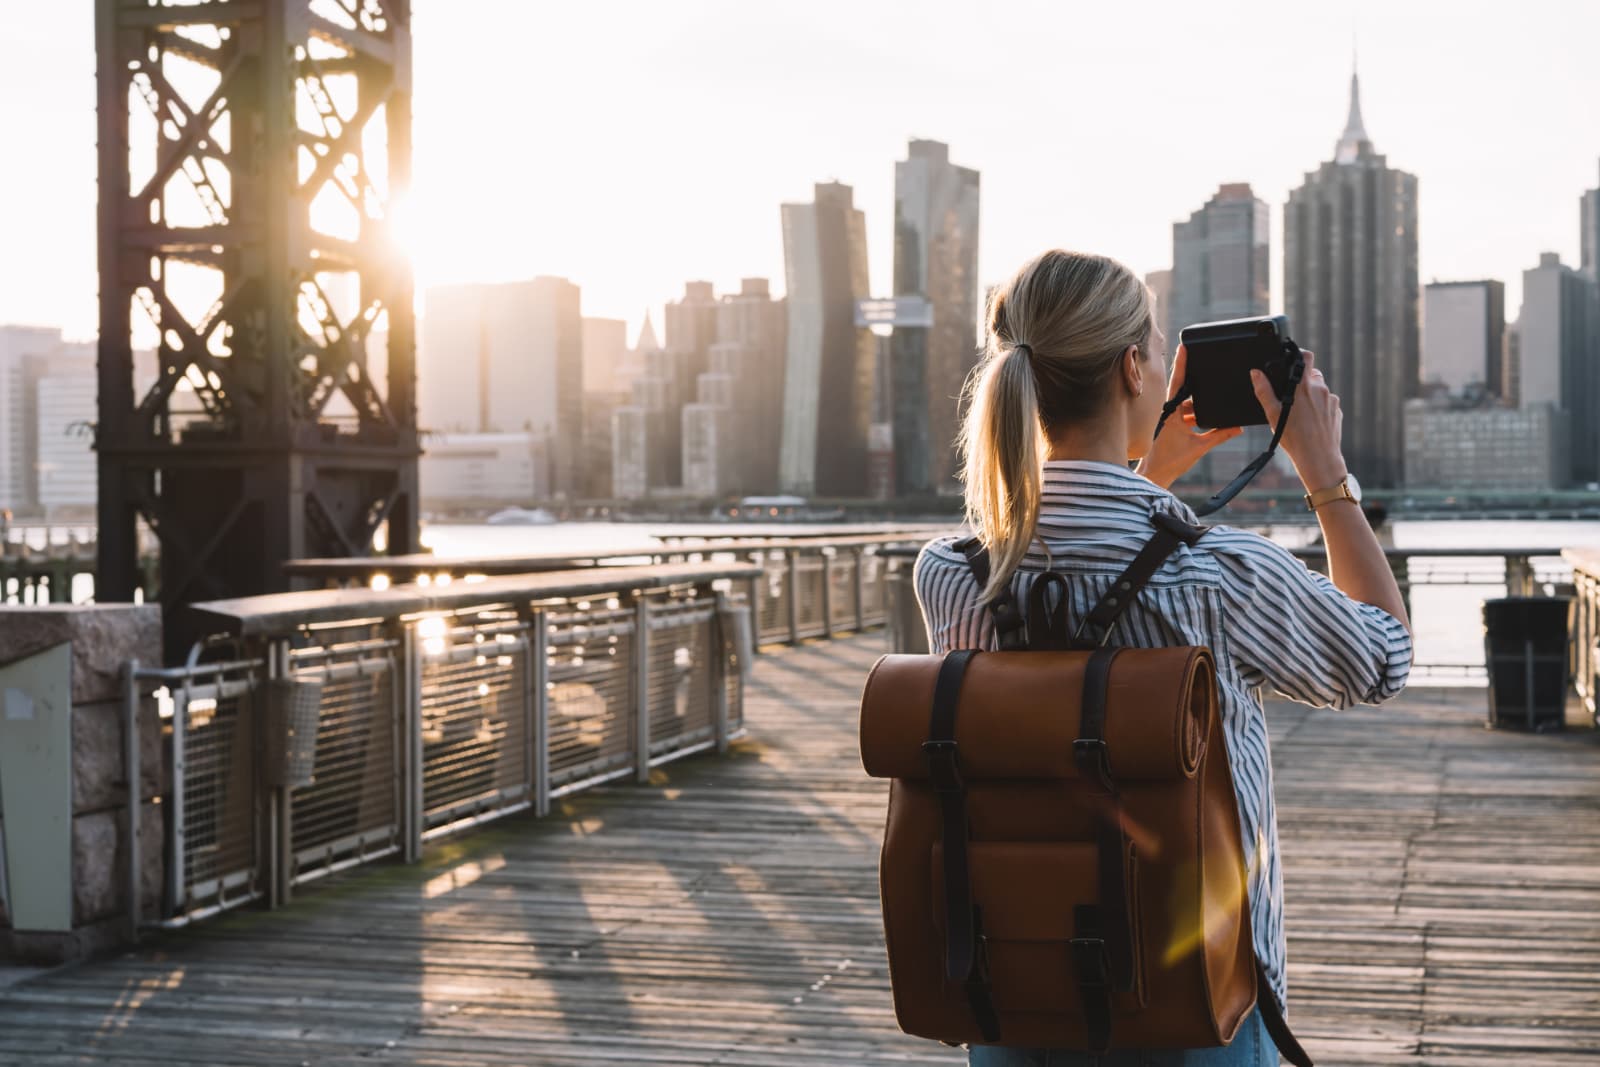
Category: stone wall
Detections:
[{"x1": 0, "y1": 605, "x2": 165, "y2": 964}]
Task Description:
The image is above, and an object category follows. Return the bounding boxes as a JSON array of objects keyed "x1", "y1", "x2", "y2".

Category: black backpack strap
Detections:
[
  {"x1": 1074, "y1": 647, "x2": 1138, "y2": 1008},
  {"x1": 922, "y1": 648, "x2": 1001, "y2": 1042},
  {"x1": 1256, "y1": 960, "x2": 1314, "y2": 1066},
  {"x1": 1077, "y1": 511, "x2": 1208, "y2": 645},
  {"x1": 955, "y1": 536, "x2": 1026, "y2": 650},
  {"x1": 1152, "y1": 352, "x2": 1303, "y2": 517},
  {"x1": 1071, "y1": 904, "x2": 1113, "y2": 1054},
  {"x1": 1025, "y1": 572, "x2": 1071, "y2": 650}
]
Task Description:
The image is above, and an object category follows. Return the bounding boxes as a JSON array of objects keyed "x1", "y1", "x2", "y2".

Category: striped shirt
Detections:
[{"x1": 912, "y1": 460, "x2": 1413, "y2": 1009}]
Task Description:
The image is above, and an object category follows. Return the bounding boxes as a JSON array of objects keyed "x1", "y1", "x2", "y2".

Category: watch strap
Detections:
[{"x1": 1304, "y1": 479, "x2": 1354, "y2": 511}]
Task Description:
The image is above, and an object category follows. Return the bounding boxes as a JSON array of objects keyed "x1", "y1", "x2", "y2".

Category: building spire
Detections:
[{"x1": 1335, "y1": 64, "x2": 1371, "y2": 163}]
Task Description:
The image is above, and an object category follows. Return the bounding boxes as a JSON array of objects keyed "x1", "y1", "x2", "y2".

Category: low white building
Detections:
[{"x1": 419, "y1": 432, "x2": 544, "y2": 506}]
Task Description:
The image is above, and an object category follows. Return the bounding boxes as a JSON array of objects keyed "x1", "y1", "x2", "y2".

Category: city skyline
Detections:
[{"x1": 4, "y1": 1, "x2": 1599, "y2": 344}]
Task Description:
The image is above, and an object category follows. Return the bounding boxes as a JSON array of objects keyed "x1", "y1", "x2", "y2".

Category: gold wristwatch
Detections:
[{"x1": 1304, "y1": 473, "x2": 1362, "y2": 511}]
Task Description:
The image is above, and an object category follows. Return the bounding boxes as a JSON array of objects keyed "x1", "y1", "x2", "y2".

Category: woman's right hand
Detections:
[{"x1": 1250, "y1": 351, "x2": 1349, "y2": 491}]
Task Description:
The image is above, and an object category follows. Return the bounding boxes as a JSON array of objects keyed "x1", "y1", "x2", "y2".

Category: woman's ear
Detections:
[{"x1": 1122, "y1": 345, "x2": 1144, "y2": 399}]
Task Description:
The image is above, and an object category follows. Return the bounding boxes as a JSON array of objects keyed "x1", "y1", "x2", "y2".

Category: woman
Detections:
[{"x1": 914, "y1": 250, "x2": 1413, "y2": 1067}]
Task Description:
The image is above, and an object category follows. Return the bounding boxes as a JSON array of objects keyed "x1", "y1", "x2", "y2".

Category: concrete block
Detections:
[
  {"x1": 72, "y1": 701, "x2": 123, "y2": 814},
  {"x1": 140, "y1": 698, "x2": 166, "y2": 800},
  {"x1": 72, "y1": 811, "x2": 119, "y2": 925},
  {"x1": 0, "y1": 605, "x2": 161, "y2": 704},
  {"x1": 70, "y1": 697, "x2": 166, "y2": 813}
]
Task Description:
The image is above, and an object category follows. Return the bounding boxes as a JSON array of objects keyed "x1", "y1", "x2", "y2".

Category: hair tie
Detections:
[{"x1": 1012, "y1": 342, "x2": 1033, "y2": 358}]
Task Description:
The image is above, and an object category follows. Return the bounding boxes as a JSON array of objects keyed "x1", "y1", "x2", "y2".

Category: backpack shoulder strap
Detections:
[
  {"x1": 1076, "y1": 511, "x2": 1208, "y2": 646},
  {"x1": 953, "y1": 536, "x2": 1027, "y2": 650}
]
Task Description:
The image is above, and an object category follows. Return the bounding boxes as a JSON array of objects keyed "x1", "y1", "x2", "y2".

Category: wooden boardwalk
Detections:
[{"x1": 2, "y1": 633, "x2": 1598, "y2": 1065}]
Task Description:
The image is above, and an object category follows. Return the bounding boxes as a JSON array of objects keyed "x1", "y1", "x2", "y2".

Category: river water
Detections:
[{"x1": 420, "y1": 518, "x2": 1600, "y2": 685}]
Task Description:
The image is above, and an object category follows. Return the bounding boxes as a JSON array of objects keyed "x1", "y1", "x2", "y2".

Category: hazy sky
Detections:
[{"x1": 3, "y1": 0, "x2": 1598, "y2": 345}]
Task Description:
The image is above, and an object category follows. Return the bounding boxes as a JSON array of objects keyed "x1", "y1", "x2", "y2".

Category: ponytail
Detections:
[
  {"x1": 958, "y1": 250, "x2": 1152, "y2": 606},
  {"x1": 959, "y1": 341, "x2": 1044, "y2": 603}
]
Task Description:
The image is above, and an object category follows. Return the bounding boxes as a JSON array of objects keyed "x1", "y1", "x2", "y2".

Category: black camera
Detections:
[{"x1": 1177, "y1": 315, "x2": 1306, "y2": 430}]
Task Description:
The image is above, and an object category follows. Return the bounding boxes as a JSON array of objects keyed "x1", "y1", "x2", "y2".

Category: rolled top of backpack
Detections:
[{"x1": 859, "y1": 647, "x2": 1214, "y2": 783}]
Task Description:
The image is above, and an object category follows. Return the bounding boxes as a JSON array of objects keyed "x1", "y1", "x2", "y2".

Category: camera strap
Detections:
[{"x1": 1152, "y1": 359, "x2": 1303, "y2": 517}]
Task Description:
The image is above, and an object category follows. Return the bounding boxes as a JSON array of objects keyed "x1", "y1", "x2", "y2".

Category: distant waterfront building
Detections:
[
  {"x1": 1403, "y1": 399, "x2": 1566, "y2": 489},
  {"x1": 1422, "y1": 281, "x2": 1505, "y2": 397},
  {"x1": 715, "y1": 278, "x2": 788, "y2": 493},
  {"x1": 889, "y1": 139, "x2": 981, "y2": 494},
  {"x1": 0, "y1": 326, "x2": 58, "y2": 511},
  {"x1": 1284, "y1": 69, "x2": 1419, "y2": 487},
  {"x1": 1144, "y1": 270, "x2": 1173, "y2": 338},
  {"x1": 581, "y1": 317, "x2": 629, "y2": 396},
  {"x1": 1169, "y1": 183, "x2": 1269, "y2": 340},
  {"x1": 779, "y1": 181, "x2": 876, "y2": 497},
  {"x1": 1518, "y1": 252, "x2": 1600, "y2": 483},
  {"x1": 420, "y1": 277, "x2": 583, "y2": 496},
  {"x1": 611, "y1": 407, "x2": 648, "y2": 501},
  {"x1": 34, "y1": 348, "x2": 97, "y2": 514},
  {"x1": 418, "y1": 432, "x2": 541, "y2": 506},
  {"x1": 1582, "y1": 160, "x2": 1599, "y2": 280}
]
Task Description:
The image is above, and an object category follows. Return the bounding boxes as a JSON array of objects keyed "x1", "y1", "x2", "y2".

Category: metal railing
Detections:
[
  {"x1": 287, "y1": 535, "x2": 919, "y2": 652},
  {"x1": 127, "y1": 556, "x2": 819, "y2": 929}
]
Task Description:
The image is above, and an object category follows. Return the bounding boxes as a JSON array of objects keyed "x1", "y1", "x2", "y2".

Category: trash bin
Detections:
[{"x1": 1482, "y1": 597, "x2": 1571, "y2": 732}]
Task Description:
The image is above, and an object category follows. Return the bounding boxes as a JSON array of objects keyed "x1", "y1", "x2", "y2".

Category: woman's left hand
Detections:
[{"x1": 1134, "y1": 344, "x2": 1245, "y2": 490}]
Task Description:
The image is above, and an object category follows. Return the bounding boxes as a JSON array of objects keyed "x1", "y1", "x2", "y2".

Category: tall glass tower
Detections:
[{"x1": 1284, "y1": 69, "x2": 1420, "y2": 488}]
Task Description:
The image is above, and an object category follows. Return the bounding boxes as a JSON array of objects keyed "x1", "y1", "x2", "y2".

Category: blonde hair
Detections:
[{"x1": 959, "y1": 250, "x2": 1154, "y2": 602}]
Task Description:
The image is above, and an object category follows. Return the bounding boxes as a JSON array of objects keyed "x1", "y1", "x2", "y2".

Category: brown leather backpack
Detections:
[{"x1": 859, "y1": 513, "x2": 1312, "y2": 1064}]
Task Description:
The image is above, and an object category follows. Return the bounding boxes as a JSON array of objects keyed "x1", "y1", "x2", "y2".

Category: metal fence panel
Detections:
[
  {"x1": 828, "y1": 552, "x2": 857, "y2": 631},
  {"x1": 173, "y1": 665, "x2": 263, "y2": 916},
  {"x1": 793, "y1": 555, "x2": 827, "y2": 639},
  {"x1": 859, "y1": 549, "x2": 888, "y2": 626},
  {"x1": 757, "y1": 554, "x2": 790, "y2": 644},
  {"x1": 288, "y1": 640, "x2": 401, "y2": 883},
  {"x1": 547, "y1": 604, "x2": 637, "y2": 794},
  {"x1": 646, "y1": 598, "x2": 717, "y2": 758},
  {"x1": 419, "y1": 621, "x2": 532, "y2": 835}
]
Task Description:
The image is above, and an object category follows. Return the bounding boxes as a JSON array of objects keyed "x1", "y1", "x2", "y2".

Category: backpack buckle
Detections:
[
  {"x1": 921, "y1": 739, "x2": 964, "y2": 793},
  {"x1": 1070, "y1": 936, "x2": 1110, "y2": 988},
  {"x1": 1073, "y1": 737, "x2": 1115, "y2": 793}
]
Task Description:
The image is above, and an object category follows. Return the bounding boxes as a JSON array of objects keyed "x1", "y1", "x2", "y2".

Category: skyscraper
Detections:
[
  {"x1": 1519, "y1": 252, "x2": 1599, "y2": 483},
  {"x1": 1283, "y1": 70, "x2": 1419, "y2": 487},
  {"x1": 581, "y1": 317, "x2": 629, "y2": 396},
  {"x1": 890, "y1": 140, "x2": 981, "y2": 494},
  {"x1": 420, "y1": 277, "x2": 583, "y2": 495},
  {"x1": 779, "y1": 181, "x2": 876, "y2": 497},
  {"x1": 1582, "y1": 160, "x2": 1599, "y2": 281},
  {"x1": 714, "y1": 278, "x2": 787, "y2": 493},
  {"x1": 1421, "y1": 280, "x2": 1506, "y2": 397},
  {"x1": 1169, "y1": 183, "x2": 1270, "y2": 339}
]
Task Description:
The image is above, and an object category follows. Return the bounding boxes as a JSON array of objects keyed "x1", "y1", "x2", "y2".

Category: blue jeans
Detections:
[{"x1": 967, "y1": 1007, "x2": 1277, "y2": 1067}]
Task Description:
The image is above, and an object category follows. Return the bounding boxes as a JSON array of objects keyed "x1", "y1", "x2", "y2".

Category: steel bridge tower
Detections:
[{"x1": 95, "y1": 0, "x2": 419, "y2": 650}]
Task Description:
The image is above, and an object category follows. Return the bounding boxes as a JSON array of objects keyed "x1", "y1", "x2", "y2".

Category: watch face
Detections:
[{"x1": 1346, "y1": 472, "x2": 1363, "y2": 504}]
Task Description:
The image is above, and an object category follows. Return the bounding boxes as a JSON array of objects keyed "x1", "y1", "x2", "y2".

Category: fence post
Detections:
[
  {"x1": 530, "y1": 606, "x2": 550, "y2": 817},
  {"x1": 634, "y1": 595, "x2": 652, "y2": 783},
  {"x1": 1505, "y1": 554, "x2": 1535, "y2": 597},
  {"x1": 852, "y1": 547, "x2": 866, "y2": 633},
  {"x1": 711, "y1": 588, "x2": 730, "y2": 754},
  {"x1": 401, "y1": 622, "x2": 423, "y2": 864},
  {"x1": 786, "y1": 551, "x2": 800, "y2": 645},
  {"x1": 123, "y1": 659, "x2": 142, "y2": 940},
  {"x1": 165, "y1": 675, "x2": 187, "y2": 918},
  {"x1": 269, "y1": 637, "x2": 293, "y2": 908},
  {"x1": 820, "y1": 550, "x2": 833, "y2": 639}
]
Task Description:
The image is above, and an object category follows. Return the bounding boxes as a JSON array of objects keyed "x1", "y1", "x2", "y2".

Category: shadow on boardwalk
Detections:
[{"x1": 0, "y1": 634, "x2": 1597, "y2": 1065}]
